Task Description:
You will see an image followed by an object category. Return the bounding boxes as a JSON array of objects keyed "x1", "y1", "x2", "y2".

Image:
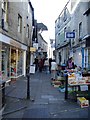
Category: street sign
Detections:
[
  {"x1": 66, "y1": 32, "x2": 75, "y2": 38},
  {"x1": 33, "y1": 43, "x2": 38, "y2": 50}
]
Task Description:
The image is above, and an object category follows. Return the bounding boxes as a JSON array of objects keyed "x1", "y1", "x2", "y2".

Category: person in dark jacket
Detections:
[
  {"x1": 49, "y1": 58, "x2": 52, "y2": 73},
  {"x1": 34, "y1": 57, "x2": 38, "y2": 71},
  {"x1": 38, "y1": 58, "x2": 43, "y2": 72}
]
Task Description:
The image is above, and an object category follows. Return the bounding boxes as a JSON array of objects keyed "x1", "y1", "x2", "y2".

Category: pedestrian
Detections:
[
  {"x1": 34, "y1": 57, "x2": 38, "y2": 71},
  {"x1": 38, "y1": 58, "x2": 43, "y2": 72},
  {"x1": 67, "y1": 57, "x2": 75, "y2": 69},
  {"x1": 44, "y1": 58, "x2": 49, "y2": 73},
  {"x1": 49, "y1": 58, "x2": 52, "y2": 73},
  {"x1": 51, "y1": 59, "x2": 57, "y2": 80}
]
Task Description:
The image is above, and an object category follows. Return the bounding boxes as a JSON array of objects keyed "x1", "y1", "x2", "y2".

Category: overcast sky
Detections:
[{"x1": 30, "y1": 0, "x2": 69, "y2": 41}]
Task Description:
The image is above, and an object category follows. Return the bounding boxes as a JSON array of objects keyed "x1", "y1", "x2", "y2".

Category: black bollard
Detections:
[
  {"x1": 2, "y1": 81, "x2": 5, "y2": 107},
  {"x1": 65, "y1": 74, "x2": 68, "y2": 100},
  {"x1": 27, "y1": 73, "x2": 30, "y2": 99}
]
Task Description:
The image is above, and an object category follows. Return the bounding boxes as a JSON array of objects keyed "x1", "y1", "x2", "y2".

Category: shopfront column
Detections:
[{"x1": 23, "y1": 51, "x2": 26, "y2": 76}]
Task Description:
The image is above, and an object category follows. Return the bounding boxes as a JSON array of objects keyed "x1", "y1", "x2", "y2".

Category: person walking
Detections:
[
  {"x1": 51, "y1": 59, "x2": 57, "y2": 80},
  {"x1": 34, "y1": 57, "x2": 38, "y2": 71},
  {"x1": 44, "y1": 58, "x2": 49, "y2": 73},
  {"x1": 49, "y1": 58, "x2": 52, "y2": 73},
  {"x1": 38, "y1": 58, "x2": 43, "y2": 72}
]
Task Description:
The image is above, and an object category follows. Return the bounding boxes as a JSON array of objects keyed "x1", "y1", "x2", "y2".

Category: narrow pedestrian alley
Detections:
[{"x1": 2, "y1": 71, "x2": 89, "y2": 119}]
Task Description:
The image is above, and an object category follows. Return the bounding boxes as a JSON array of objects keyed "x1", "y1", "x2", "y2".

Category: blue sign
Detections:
[{"x1": 66, "y1": 32, "x2": 75, "y2": 38}]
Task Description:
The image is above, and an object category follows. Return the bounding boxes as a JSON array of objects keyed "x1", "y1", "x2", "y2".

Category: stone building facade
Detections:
[
  {"x1": 55, "y1": 0, "x2": 90, "y2": 68},
  {"x1": 0, "y1": 0, "x2": 34, "y2": 82},
  {"x1": 37, "y1": 33, "x2": 48, "y2": 59},
  {"x1": 55, "y1": 0, "x2": 71, "y2": 65}
]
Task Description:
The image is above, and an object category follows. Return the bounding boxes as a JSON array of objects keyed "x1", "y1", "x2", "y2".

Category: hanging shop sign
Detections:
[{"x1": 30, "y1": 47, "x2": 36, "y2": 52}]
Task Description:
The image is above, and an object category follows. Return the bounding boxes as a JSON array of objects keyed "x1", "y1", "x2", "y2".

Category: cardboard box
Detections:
[{"x1": 77, "y1": 97, "x2": 89, "y2": 108}]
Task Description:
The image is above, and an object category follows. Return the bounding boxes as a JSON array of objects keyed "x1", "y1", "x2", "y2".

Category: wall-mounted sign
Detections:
[
  {"x1": 33, "y1": 43, "x2": 38, "y2": 50},
  {"x1": 66, "y1": 32, "x2": 75, "y2": 38}
]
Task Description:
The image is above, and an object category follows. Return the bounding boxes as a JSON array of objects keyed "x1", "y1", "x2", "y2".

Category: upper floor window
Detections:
[
  {"x1": 64, "y1": 8, "x2": 67, "y2": 22},
  {"x1": 64, "y1": 27, "x2": 67, "y2": 41},
  {"x1": 18, "y1": 14, "x2": 22, "y2": 33},
  {"x1": 79, "y1": 22, "x2": 82, "y2": 38},
  {"x1": 26, "y1": 24, "x2": 29, "y2": 38},
  {"x1": 28, "y1": 4, "x2": 30, "y2": 13},
  {"x1": 2, "y1": 0, "x2": 8, "y2": 22}
]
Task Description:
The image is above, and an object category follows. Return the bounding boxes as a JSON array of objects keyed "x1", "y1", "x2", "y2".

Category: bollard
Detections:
[
  {"x1": 2, "y1": 82, "x2": 5, "y2": 107},
  {"x1": 27, "y1": 73, "x2": 30, "y2": 99},
  {"x1": 0, "y1": 81, "x2": 5, "y2": 108},
  {"x1": 65, "y1": 74, "x2": 68, "y2": 100}
]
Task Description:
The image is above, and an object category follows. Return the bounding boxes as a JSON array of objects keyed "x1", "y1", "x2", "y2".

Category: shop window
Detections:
[
  {"x1": 18, "y1": 14, "x2": 22, "y2": 33},
  {"x1": 11, "y1": 49, "x2": 17, "y2": 78},
  {"x1": 17, "y1": 50, "x2": 23, "y2": 76},
  {"x1": 1, "y1": 43, "x2": 10, "y2": 81}
]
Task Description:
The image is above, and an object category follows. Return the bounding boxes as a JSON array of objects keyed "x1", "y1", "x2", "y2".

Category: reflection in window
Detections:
[{"x1": 1, "y1": 44, "x2": 10, "y2": 80}]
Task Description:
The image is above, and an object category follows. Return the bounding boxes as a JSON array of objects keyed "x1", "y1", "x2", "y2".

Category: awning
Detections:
[
  {"x1": 82, "y1": 34, "x2": 90, "y2": 40},
  {"x1": 56, "y1": 42, "x2": 69, "y2": 50}
]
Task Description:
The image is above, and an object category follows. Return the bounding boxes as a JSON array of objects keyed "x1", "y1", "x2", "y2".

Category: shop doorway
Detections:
[{"x1": 1, "y1": 43, "x2": 10, "y2": 81}]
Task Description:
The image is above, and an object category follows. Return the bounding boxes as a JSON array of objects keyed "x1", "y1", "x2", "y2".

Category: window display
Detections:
[
  {"x1": 1, "y1": 43, "x2": 10, "y2": 81},
  {"x1": 17, "y1": 50, "x2": 23, "y2": 76},
  {"x1": 10, "y1": 48, "x2": 16, "y2": 78},
  {"x1": 0, "y1": 42, "x2": 24, "y2": 81}
]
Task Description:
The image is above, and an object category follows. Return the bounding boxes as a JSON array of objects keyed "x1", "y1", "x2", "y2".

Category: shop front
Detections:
[{"x1": 0, "y1": 33, "x2": 27, "y2": 82}]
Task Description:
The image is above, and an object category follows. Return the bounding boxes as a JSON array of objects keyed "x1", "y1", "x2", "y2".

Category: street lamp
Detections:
[
  {"x1": 26, "y1": 46, "x2": 35, "y2": 101},
  {"x1": 27, "y1": 72, "x2": 30, "y2": 99},
  {"x1": 26, "y1": 46, "x2": 31, "y2": 99}
]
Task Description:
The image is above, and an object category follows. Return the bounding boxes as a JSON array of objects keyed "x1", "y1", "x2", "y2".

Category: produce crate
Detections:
[{"x1": 77, "y1": 97, "x2": 89, "y2": 108}]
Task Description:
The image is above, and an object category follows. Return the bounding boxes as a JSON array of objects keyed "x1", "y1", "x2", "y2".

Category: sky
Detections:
[{"x1": 30, "y1": 0, "x2": 69, "y2": 42}]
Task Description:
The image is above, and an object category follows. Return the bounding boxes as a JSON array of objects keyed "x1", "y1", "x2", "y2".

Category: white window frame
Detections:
[
  {"x1": 79, "y1": 22, "x2": 82, "y2": 38},
  {"x1": 26, "y1": 24, "x2": 29, "y2": 38},
  {"x1": 2, "y1": 0, "x2": 7, "y2": 22},
  {"x1": 18, "y1": 14, "x2": 22, "y2": 33},
  {"x1": 28, "y1": 4, "x2": 30, "y2": 13}
]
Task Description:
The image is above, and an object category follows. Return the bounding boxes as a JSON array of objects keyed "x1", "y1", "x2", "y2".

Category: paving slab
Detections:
[
  {"x1": 2, "y1": 72, "x2": 90, "y2": 119},
  {"x1": 23, "y1": 108, "x2": 50, "y2": 118}
]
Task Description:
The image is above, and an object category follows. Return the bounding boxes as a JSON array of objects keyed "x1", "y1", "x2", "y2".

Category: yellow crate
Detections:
[{"x1": 77, "y1": 97, "x2": 89, "y2": 108}]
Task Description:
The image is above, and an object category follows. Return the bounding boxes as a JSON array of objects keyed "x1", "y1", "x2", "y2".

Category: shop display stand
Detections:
[{"x1": 65, "y1": 73, "x2": 90, "y2": 102}]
